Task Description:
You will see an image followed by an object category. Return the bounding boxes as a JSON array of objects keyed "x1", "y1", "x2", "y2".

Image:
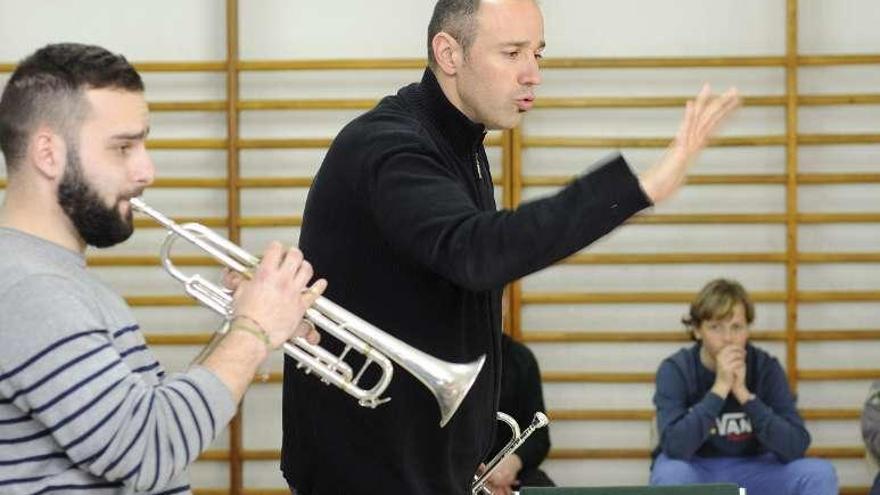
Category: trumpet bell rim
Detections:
[{"x1": 438, "y1": 354, "x2": 487, "y2": 428}]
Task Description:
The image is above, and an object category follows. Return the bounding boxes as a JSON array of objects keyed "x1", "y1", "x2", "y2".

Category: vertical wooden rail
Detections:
[
  {"x1": 501, "y1": 129, "x2": 515, "y2": 336},
  {"x1": 509, "y1": 127, "x2": 525, "y2": 341},
  {"x1": 225, "y1": 0, "x2": 244, "y2": 493},
  {"x1": 784, "y1": 0, "x2": 800, "y2": 393},
  {"x1": 501, "y1": 130, "x2": 514, "y2": 210}
]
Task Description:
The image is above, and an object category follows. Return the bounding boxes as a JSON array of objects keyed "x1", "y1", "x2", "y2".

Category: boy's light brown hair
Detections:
[{"x1": 682, "y1": 278, "x2": 755, "y2": 340}]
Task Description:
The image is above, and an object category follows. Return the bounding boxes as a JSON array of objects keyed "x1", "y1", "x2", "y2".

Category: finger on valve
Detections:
[
  {"x1": 222, "y1": 267, "x2": 246, "y2": 291},
  {"x1": 302, "y1": 279, "x2": 328, "y2": 304},
  {"x1": 296, "y1": 320, "x2": 321, "y2": 345}
]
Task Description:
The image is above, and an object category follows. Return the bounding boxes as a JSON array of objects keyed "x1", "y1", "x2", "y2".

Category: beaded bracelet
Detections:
[
  {"x1": 229, "y1": 315, "x2": 273, "y2": 382},
  {"x1": 231, "y1": 314, "x2": 272, "y2": 348}
]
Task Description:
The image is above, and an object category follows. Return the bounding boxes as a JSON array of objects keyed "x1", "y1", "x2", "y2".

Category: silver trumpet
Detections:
[
  {"x1": 472, "y1": 411, "x2": 550, "y2": 494},
  {"x1": 130, "y1": 198, "x2": 485, "y2": 427}
]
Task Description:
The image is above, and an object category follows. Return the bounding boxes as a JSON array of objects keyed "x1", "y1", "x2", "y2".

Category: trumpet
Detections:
[
  {"x1": 472, "y1": 411, "x2": 550, "y2": 494},
  {"x1": 130, "y1": 198, "x2": 485, "y2": 427}
]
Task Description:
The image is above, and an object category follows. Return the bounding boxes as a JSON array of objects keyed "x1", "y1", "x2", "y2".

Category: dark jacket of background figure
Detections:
[{"x1": 492, "y1": 333, "x2": 555, "y2": 487}]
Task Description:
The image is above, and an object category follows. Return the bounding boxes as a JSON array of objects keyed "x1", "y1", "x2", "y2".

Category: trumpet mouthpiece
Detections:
[{"x1": 534, "y1": 411, "x2": 549, "y2": 428}]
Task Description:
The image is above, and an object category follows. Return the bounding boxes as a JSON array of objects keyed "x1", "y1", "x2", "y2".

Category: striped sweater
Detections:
[{"x1": 0, "y1": 228, "x2": 236, "y2": 494}]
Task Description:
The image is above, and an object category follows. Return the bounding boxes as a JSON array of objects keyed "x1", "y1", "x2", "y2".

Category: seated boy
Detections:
[{"x1": 650, "y1": 278, "x2": 837, "y2": 495}]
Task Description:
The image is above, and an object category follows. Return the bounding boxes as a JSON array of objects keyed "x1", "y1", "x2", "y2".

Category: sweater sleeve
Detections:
[
  {"x1": 654, "y1": 359, "x2": 725, "y2": 459},
  {"x1": 0, "y1": 275, "x2": 236, "y2": 492},
  {"x1": 367, "y1": 132, "x2": 651, "y2": 291},
  {"x1": 743, "y1": 358, "x2": 811, "y2": 462}
]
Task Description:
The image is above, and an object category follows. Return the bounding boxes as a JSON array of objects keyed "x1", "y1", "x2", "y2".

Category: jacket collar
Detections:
[{"x1": 412, "y1": 68, "x2": 487, "y2": 157}]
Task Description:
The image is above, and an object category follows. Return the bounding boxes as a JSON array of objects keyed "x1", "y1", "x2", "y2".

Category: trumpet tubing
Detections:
[
  {"x1": 472, "y1": 411, "x2": 550, "y2": 494},
  {"x1": 130, "y1": 198, "x2": 485, "y2": 426}
]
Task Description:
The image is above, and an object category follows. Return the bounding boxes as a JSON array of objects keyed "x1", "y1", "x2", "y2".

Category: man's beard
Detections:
[{"x1": 57, "y1": 147, "x2": 134, "y2": 248}]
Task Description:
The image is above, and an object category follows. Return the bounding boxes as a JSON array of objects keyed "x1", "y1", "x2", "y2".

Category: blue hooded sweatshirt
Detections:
[{"x1": 653, "y1": 343, "x2": 810, "y2": 463}]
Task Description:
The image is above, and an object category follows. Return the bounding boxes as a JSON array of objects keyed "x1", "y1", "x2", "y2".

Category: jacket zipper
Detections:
[{"x1": 473, "y1": 151, "x2": 483, "y2": 181}]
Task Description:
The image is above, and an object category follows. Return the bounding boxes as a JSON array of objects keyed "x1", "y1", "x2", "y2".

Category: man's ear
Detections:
[
  {"x1": 431, "y1": 32, "x2": 463, "y2": 76},
  {"x1": 30, "y1": 125, "x2": 66, "y2": 180}
]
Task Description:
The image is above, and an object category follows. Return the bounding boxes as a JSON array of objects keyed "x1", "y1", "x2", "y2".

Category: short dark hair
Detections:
[
  {"x1": 682, "y1": 278, "x2": 755, "y2": 340},
  {"x1": 0, "y1": 43, "x2": 143, "y2": 172},
  {"x1": 427, "y1": 0, "x2": 482, "y2": 69}
]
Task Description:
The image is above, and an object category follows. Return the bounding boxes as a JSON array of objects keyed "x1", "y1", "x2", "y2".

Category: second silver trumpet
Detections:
[
  {"x1": 130, "y1": 198, "x2": 485, "y2": 427},
  {"x1": 472, "y1": 411, "x2": 550, "y2": 494}
]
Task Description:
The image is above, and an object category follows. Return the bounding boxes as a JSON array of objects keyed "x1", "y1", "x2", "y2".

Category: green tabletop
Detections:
[{"x1": 521, "y1": 484, "x2": 742, "y2": 495}]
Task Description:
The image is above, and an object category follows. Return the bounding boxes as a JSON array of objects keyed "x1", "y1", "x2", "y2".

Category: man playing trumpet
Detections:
[
  {"x1": 0, "y1": 43, "x2": 324, "y2": 494},
  {"x1": 284, "y1": 1, "x2": 740, "y2": 493}
]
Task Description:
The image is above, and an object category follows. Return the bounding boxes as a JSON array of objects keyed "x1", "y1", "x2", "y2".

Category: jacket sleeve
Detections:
[
  {"x1": 0, "y1": 275, "x2": 236, "y2": 491},
  {"x1": 654, "y1": 359, "x2": 725, "y2": 459},
  {"x1": 744, "y1": 358, "x2": 811, "y2": 462},
  {"x1": 366, "y1": 130, "x2": 651, "y2": 291}
]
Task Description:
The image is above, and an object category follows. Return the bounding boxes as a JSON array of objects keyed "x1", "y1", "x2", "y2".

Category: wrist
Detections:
[
  {"x1": 225, "y1": 320, "x2": 272, "y2": 382},
  {"x1": 637, "y1": 174, "x2": 662, "y2": 204},
  {"x1": 733, "y1": 387, "x2": 754, "y2": 405},
  {"x1": 710, "y1": 381, "x2": 731, "y2": 399},
  {"x1": 228, "y1": 316, "x2": 273, "y2": 361},
  {"x1": 231, "y1": 315, "x2": 273, "y2": 348}
]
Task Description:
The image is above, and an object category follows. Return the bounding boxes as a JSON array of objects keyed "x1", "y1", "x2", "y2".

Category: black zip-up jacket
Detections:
[{"x1": 282, "y1": 68, "x2": 651, "y2": 495}]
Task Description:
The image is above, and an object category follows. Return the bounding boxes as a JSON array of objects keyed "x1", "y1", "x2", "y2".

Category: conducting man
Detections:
[{"x1": 282, "y1": 1, "x2": 740, "y2": 494}]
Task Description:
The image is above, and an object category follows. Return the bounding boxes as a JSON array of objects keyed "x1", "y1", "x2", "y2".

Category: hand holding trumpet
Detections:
[
  {"x1": 482, "y1": 454, "x2": 522, "y2": 495},
  {"x1": 200, "y1": 242, "x2": 326, "y2": 400},
  {"x1": 223, "y1": 242, "x2": 325, "y2": 348}
]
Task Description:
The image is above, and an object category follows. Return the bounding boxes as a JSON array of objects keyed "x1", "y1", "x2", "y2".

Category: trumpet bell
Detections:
[
  {"x1": 308, "y1": 295, "x2": 485, "y2": 426},
  {"x1": 432, "y1": 355, "x2": 486, "y2": 427}
]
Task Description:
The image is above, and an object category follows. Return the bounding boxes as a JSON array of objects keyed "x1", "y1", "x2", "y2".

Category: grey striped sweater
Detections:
[{"x1": 0, "y1": 228, "x2": 236, "y2": 494}]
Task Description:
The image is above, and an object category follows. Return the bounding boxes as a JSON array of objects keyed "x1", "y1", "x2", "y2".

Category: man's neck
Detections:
[
  {"x1": 1, "y1": 186, "x2": 85, "y2": 254},
  {"x1": 432, "y1": 68, "x2": 478, "y2": 124}
]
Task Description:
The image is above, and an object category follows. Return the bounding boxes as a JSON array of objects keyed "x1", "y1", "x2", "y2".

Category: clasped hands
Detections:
[{"x1": 711, "y1": 345, "x2": 753, "y2": 404}]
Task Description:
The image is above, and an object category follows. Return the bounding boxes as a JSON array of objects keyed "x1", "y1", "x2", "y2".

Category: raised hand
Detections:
[{"x1": 639, "y1": 84, "x2": 741, "y2": 204}]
